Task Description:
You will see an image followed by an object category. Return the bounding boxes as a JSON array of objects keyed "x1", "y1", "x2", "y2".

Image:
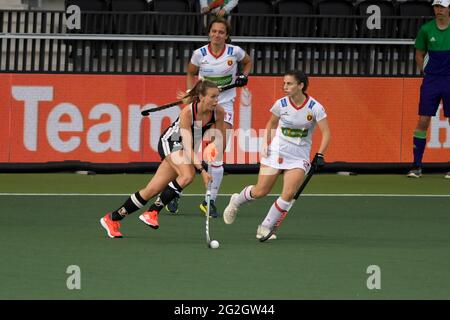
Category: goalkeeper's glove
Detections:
[
  {"x1": 235, "y1": 73, "x2": 248, "y2": 87},
  {"x1": 312, "y1": 153, "x2": 325, "y2": 169}
]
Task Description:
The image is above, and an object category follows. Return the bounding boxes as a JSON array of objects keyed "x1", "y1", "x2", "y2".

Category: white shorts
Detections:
[
  {"x1": 220, "y1": 100, "x2": 234, "y2": 126},
  {"x1": 260, "y1": 135, "x2": 311, "y2": 172}
]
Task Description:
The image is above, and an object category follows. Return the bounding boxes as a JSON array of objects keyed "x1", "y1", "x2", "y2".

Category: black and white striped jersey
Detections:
[{"x1": 158, "y1": 101, "x2": 216, "y2": 160}]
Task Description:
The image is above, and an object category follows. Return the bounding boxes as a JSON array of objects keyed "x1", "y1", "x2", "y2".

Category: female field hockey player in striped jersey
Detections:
[
  {"x1": 166, "y1": 16, "x2": 252, "y2": 217},
  {"x1": 223, "y1": 71, "x2": 331, "y2": 240},
  {"x1": 100, "y1": 80, "x2": 225, "y2": 238}
]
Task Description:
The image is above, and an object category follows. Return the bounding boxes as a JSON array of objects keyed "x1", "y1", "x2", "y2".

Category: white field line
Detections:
[{"x1": 0, "y1": 193, "x2": 449, "y2": 197}]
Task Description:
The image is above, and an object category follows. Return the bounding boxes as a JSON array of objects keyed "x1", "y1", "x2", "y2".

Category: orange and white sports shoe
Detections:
[
  {"x1": 139, "y1": 210, "x2": 159, "y2": 229},
  {"x1": 100, "y1": 213, "x2": 123, "y2": 238}
]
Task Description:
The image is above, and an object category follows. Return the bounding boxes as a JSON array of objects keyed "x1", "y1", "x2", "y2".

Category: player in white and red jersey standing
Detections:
[
  {"x1": 223, "y1": 71, "x2": 331, "y2": 240},
  {"x1": 166, "y1": 17, "x2": 252, "y2": 217}
]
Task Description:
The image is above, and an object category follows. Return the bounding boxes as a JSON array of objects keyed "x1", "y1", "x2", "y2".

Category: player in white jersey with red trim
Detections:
[
  {"x1": 190, "y1": 42, "x2": 245, "y2": 122},
  {"x1": 223, "y1": 71, "x2": 331, "y2": 240},
  {"x1": 166, "y1": 17, "x2": 252, "y2": 217},
  {"x1": 260, "y1": 86, "x2": 326, "y2": 171}
]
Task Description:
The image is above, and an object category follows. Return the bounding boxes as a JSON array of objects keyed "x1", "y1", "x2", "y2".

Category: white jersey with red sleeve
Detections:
[
  {"x1": 270, "y1": 95, "x2": 327, "y2": 148},
  {"x1": 190, "y1": 43, "x2": 246, "y2": 104}
]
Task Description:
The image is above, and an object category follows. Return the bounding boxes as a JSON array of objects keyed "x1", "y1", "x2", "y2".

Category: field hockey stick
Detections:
[
  {"x1": 141, "y1": 82, "x2": 239, "y2": 116},
  {"x1": 259, "y1": 163, "x2": 317, "y2": 243},
  {"x1": 205, "y1": 164, "x2": 212, "y2": 246}
]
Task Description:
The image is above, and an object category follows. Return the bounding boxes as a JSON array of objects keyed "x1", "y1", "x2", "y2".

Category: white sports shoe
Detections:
[
  {"x1": 223, "y1": 193, "x2": 240, "y2": 224},
  {"x1": 407, "y1": 168, "x2": 422, "y2": 178},
  {"x1": 256, "y1": 225, "x2": 277, "y2": 240},
  {"x1": 445, "y1": 172, "x2": 450, "y2": 179}
]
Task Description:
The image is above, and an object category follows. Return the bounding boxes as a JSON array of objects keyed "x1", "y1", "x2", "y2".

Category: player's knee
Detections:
[{"x1": 177, "y1": 171, "x2": 195, "y2": 187}]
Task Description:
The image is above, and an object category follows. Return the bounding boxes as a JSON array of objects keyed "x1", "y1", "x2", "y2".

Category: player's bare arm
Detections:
[
  {"x1": 317, "y1": 118, "x2": 331, "y2": 155},
  {"x1": 179, "y1": 107, "x2": 211, "y2": 186},
  {"x1": 262, "y1": 114, "x2": 280, "y2": 157},
  {"x1": 179, "y1": 107, "x2": 198, "y2": 168},
  {"x1": 187, "y1": 63, "x2": 199, "y2": 91},
  {"x1": 241, "y1": 53, "x2": 252, "y2": 76},
  {"x1": 415, "y1": 49, "x2": 426, "y2": 73}
]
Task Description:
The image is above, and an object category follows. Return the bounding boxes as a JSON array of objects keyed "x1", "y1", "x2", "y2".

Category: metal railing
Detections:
[
  {"x1": 0, "y1": 33, "x2": 416, "y2": 75},
  {"x1": 0, "y1": 9, "x2": 430, "y2": 76}
]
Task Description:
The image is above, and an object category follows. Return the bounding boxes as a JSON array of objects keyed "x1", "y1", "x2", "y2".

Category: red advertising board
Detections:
[{"x1": 0, "y1": 74, "x2": 449, "y2": 164}]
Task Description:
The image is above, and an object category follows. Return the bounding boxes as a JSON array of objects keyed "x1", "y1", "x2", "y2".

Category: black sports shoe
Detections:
[
  {"x1": 165, "y1": 195, "x2": 180, "y2": 214},
  {"x1": 200, "y1": 200, "x2": 219, "y2": 218}
]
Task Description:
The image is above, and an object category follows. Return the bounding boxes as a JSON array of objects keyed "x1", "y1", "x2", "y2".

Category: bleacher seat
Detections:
[
  {"x1": 276, "y1": 0, "x2": 315, "y2": 37},
  {"x1": 357, "y1": 0, "x2": 396, "y2": 17},
  {"x1": 65, "y1": 0, "x2": 109, "y2": 34},
  {"x1": 109, "y1": 0, "x2": 151, "y2": 60},
  {"x1": 111, "y1": 0, "x2": 150, "y2": 34},
  {"x1": 397, "y1": 0, "x2": 434, "y2": 38},
  {"x1": 317, "y1": 0, "x2": 356, "y2": 37},
  {"x1": 278, "y1": 0, "x2": 314, "y2": 14},
  {"x1": 356, "y1": 0, "x2": 396, "y2": 38},
  {"x1": 153, "y1": 0, "x2": 191, "y2": 12},
  {"x1": 398, "y1": 0, "x2": 434, "y2": 16},
  {"x1": 152, "y1": 0, "x2": 193, "y2": 35},
  {"x1": 317, "y1": 0, "x2": 354, "y2": 15},
  {"x1": 65, "y1": 0, "x2": 110, "y2": 60},
  {"x1": 234, "y1": 0, "x2": 276, "y2": 36},
  {"x1": 236, "y1": 0, "x2": 274, "y2": 13},
  {"x1": 111, "y1": 0, "x2": 149, "y2": 11}
]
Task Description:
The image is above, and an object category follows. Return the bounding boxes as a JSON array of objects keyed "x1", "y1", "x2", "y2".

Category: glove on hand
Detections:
[
  {"x1": 235, "y1": 74, "x2": 248, "y2": 87},
  {"x1": 312, "y1": 153, "x2": 325, "y2": 169}
]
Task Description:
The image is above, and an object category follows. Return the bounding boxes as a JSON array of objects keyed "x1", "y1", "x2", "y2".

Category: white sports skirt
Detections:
[
  {"x1": 260, "y1": 135, "x2": 311, "y2": 172},
  {"x1": 220, "y1": 100, "x2": 234, "y2": 126}
]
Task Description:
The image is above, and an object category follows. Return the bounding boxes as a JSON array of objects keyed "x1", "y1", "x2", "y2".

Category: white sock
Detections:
[
  {"x1": 262, "y1": 197, "x2": 291, "y2": 229},
  {"x1": 205, "y1": 164, "x2": 224, "y2": 202},
  {"x1": 234, "y1": 185, "x2": 255, "y2": 206}
]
